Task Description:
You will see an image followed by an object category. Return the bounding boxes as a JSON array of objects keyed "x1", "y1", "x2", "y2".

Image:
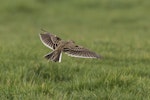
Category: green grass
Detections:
[{"x1": 0, "y1": 0, "x2": 150, "y2": 99}]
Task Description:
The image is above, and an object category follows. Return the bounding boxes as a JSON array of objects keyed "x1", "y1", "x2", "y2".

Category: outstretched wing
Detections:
[
  {"x1": 63, "y1": 44, "x2": 101, "y2": 59},
  {"x1": 39, "y1": 32, "x2": 61, "y2": 50}
]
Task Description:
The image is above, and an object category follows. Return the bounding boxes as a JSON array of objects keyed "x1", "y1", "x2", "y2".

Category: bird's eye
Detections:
[{"x1": 56, "y1": 37, "x2": 61, "y2": 40}]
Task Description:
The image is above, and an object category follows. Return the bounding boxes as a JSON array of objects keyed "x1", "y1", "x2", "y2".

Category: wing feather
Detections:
[
  {"x1": 64, "y1": 45, "x2": 100, "y2": 59},
  {"x1": 39, "y1": 33, "x2": 61, "y2": 50}
]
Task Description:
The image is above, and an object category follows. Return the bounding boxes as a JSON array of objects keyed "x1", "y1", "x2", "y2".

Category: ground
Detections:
[{"x1": 0, "y1": 0, "x2": 150, "y2": 100}]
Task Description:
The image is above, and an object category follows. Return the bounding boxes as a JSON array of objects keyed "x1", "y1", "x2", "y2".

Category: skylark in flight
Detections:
[{"x1": 39, "y1": 31, "x2": 102, "y2": 62}]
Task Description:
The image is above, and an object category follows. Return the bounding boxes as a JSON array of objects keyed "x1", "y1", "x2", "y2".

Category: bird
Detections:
[{"x1": 39, "y1": 31, "x2": 102, "y2": 62}]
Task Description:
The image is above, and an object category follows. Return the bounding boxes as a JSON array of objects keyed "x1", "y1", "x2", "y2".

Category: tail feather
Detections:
[{"x1": 44, "y1": 50, "x2": 62, "y2": 62}]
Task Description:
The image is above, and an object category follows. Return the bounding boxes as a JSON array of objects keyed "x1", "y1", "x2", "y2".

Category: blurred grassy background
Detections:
[{"x1": 0, "y1": 0, "x2": 150, "y2": 100}]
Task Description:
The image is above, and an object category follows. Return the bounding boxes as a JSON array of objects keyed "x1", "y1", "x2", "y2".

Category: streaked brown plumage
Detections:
[{"x1": 39, "y1": 31, "x2": 102, "y2": 62}]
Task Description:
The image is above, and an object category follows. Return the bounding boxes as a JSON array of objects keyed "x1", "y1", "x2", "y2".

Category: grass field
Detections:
[{"x1": 0, "y1": 0, "x2": 150, "y2": 99}]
